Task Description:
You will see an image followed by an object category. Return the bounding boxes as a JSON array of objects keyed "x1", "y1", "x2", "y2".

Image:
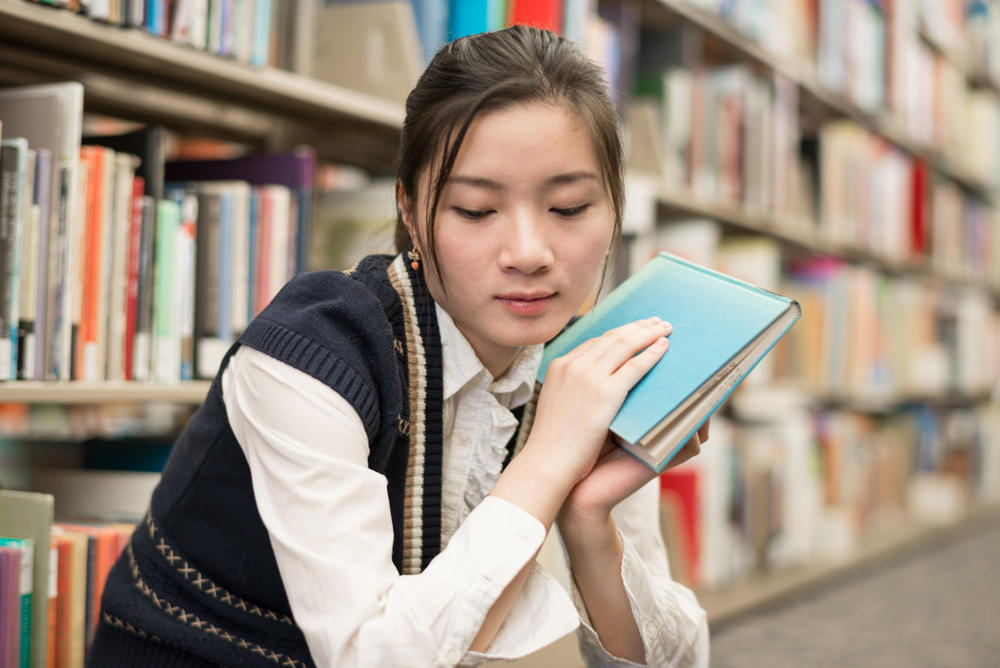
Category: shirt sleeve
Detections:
[
  {"x1": 221, "y1": 345, "x2": 558, "y2": 667},
  {"x1": 572, "y1": 477, "x2": 710, "y2": 667}
]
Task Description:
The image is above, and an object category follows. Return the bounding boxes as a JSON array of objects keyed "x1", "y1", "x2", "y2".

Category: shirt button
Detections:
[{"x1": 446, "y1": 646, "x2": 462, "y2": 665}]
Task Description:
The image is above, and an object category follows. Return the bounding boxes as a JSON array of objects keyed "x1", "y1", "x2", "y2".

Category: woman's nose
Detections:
[{"x1": 499, "y1": 210, "x2": 554, "y2": 274}]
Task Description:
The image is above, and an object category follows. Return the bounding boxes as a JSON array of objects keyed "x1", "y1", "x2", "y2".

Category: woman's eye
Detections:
[
  {"x1": 551, "y1": 203, "x2": 591, "y2": 217},
  {"x1": 453, "y1": 207, "x2": 493, "y2": 220}
]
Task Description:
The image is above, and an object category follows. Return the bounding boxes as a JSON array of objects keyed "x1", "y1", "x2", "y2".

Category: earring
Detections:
[{"x1": 407, "y1": 248, "x2": 421, "y2": 271}]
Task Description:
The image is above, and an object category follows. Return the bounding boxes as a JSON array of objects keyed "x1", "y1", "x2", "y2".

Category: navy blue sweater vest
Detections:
[{"x1": 87, "y1": 255, "x2": 537, "y2": 667}]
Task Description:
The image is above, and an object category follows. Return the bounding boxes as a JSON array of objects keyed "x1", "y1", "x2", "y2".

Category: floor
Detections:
[{"x1": 710, "y1": 514, "x2": 1000, "y2": 667}]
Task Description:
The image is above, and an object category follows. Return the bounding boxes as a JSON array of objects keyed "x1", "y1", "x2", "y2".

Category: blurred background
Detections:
[{"x1": 0, "y1": 0, "x2": 998, "y2": 666}]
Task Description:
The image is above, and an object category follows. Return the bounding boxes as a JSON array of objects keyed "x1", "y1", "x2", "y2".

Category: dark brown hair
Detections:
[{"x1": 394, "y1": 25, "x2": 624, "y2": 283}]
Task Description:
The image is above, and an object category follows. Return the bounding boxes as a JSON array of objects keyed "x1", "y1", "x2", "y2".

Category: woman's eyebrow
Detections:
[{"x1": 448, "y1": 171, "x2": 600, "y2": 189}]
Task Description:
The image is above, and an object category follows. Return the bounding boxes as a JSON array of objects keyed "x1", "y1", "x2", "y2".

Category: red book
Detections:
[
  {"x1": 123, "y1": 176, "x2": 145, "y2": 381},
  {"x1": 660, "y1": 467, "x2": 701, "y2": 587},
  {"x1": 507, "y1": 0, "x2": 562, "y2": 34},
  {"x1": 910, "y1": 160, "x2": 928, "y2": 256}
]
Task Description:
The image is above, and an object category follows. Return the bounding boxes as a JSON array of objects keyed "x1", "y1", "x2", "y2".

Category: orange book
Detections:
[
  {"x1": 50, "y1": 531, "x2": 86, "y2": 668},
  {"x1": 52, "y1": 524, "x2": 118, "y2": 653},
  {"x1": 75, "y1": 146, "x2": 113, "y2": 381}
]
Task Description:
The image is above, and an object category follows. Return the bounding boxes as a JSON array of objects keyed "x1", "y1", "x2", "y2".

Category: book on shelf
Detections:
[
  {"x1": 538, "y1": 252, "x2": 801, "y2": 471},
  {"x1": 0, "y1": 83, "x2": 84, "y2": 383},
  {"x1": 0, "y1": 537, "x2": 33, "y2": 668},
  {"x1": 0, "y1": 489, "x2": 54, "y2": 668},
  {"x1": 1, "y1": 544, "x2": 22, "y2": 665},
  {"x1": 51, "y1": 529, "x2": 86, "y2": 668}
]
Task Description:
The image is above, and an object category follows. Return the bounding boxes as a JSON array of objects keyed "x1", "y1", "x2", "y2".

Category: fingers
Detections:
[{"x1": 568, "y1": 317, "x2": 672, "y2": 373}]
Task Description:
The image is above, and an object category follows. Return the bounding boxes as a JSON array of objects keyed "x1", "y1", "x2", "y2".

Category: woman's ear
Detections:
[{"x1": 397, "y1": 181, "x2": 417, "y2": 244}]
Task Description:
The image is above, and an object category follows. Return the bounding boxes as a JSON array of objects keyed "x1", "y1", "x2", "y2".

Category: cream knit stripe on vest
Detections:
[{"x1": 388, "y1": 255, "x2": 428, "y2": 575}]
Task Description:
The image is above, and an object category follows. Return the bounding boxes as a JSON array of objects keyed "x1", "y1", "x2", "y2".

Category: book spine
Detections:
[
  {"x1": 132, "y1": 195, "x2": 156, "y2": 381},
  {"x1": 152, "y1": 199, "x2": 180, "y2": 383},
  {"x1": 45, "y1": 541, "x2": 56, "y2": 668},
  {"x1": 76, "y1": 148, "x2": 101, "y2": 380},
  {"x1": 94, "y1": 149, "x2": 115, "y2": 381},
  {"x1": 175, "y1": 195, "x2": 197, "y2": 381},
  {"x1": 0, "y1": 142, "x2": 27, "y2": 381},
  {"x1": 32, "y1": 149, "x2": 51, "y2": 382},
  {"x1": 16, "y1": 150, "x2": 37, "y2": 381},
  {"x1": 104, "y1": 155, "x2": 133, "y2": 381},
  {"x1": 45, "y1": 163, "x2": 73, "y2": 380},
  {"x1": 194, "y1": 192, "x2": 221, "y2": 379},
  {"x1": 229, "y1": 187, "x2": 249, "y2": 337},
  {"x1": 123, "y1": 177, "x2": 144, "y2": 381},
  {"x1": 0, "y1": 538, "x2": 34, "y2": 668}
]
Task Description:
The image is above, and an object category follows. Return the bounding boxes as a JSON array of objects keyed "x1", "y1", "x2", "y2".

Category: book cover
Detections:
[
  {"x1": 538, "y1": 252, "x2": 800, "y2": 471},
  {"x1": 0, "y1": 537, "x2": 33, "y2": 668},
  {"x1": 0, "y1": 490, "x2": 54, "y2": 668}
]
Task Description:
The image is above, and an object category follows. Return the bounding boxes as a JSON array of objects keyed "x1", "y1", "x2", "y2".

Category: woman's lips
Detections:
[{"x1": 496, "y1": 293, "x2": 555, "y2": 315}]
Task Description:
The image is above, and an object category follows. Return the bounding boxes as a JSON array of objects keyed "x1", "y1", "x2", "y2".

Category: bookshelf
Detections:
[
  {"x1": 0, "y1": 381, "x2": 210, "y2": 404},
  {"x1": 655, "y1": 188, "x2": 1000, "y2": 298},
  {"x1": 0, "y1": 0, "x2": 404, "y2": 169},
  {"x1": 640, "y1": 0, "x2": 999, "y2": 198},
  {"x1": 1, "y1": 2, "x2": 998, "y2": 666}
]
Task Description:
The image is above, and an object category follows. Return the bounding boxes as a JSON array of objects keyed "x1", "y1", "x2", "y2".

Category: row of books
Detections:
[
  {"x1": 634, "y1": 65, "x2": 803, "y2": 218},
  {"x1": 628, "y1": 222, "x2": 1000, "y2": 400},
  {"x1": 660, "y1": 0, "x2": 1000, "y2": 188},
  {"x1": 25, "y1": 0, "x2": 280, "y2": 69},
  {"x1": 0, "y1": 82, "x2": 316, "y2": 382},
  {"x1": 663, "y1": 402, "x2": 1000, "y2": 591},
  {"x1": 0, "y1": 488, "x2": 138, "y2": 668},
  {"x1": 630, "y1": 62, "x2": 1000, "y2": 283}
]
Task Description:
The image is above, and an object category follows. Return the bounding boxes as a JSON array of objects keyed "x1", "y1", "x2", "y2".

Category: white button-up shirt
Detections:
[{"x1": 221, "y1": 304, "x2": 708, "y2": 667}]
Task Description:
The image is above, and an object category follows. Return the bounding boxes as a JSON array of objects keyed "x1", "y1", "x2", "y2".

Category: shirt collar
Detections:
[{"x1": 435, "y1": 303, "x2": 542, "y2": 408}]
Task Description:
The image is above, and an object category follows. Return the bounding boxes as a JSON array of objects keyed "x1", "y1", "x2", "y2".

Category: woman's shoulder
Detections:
[{"x1": 241, "y1": 254, "x2": 401, "y2": 363}]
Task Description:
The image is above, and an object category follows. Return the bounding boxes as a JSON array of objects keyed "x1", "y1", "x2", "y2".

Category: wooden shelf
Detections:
[
  {"x1": 0, "y1": 0, "x2": 405, "y2": 168},
  {"x1": 654, "y1": 188, "x2": 1000, "y2": 298},
  {"x1": 641, "y1": 0, "x2": 998, "y2": 199},
  {"x1": 700, "y1": 502, "x2": 1000, "y2": 626},
  {"x1": 0, "y1": 381, "x2": 211, "y2": 404}
]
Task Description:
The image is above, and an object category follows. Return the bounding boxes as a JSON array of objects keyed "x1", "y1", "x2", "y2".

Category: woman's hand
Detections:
[
  {"x1": 521, "y1": 317, "x2": 673, "y2": 489},
  {"x1": 558, "y1": 419, "x2": 711, "y2": 532}
]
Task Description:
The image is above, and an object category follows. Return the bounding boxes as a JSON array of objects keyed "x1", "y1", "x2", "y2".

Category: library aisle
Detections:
[{"x1": 710, "y1": 511, "x2": 1000, "y2": 667}]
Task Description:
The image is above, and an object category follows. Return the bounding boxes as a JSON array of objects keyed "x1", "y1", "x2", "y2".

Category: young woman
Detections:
[{"x1": 91, "y1": 26, "x2": 709, "y2": 667}]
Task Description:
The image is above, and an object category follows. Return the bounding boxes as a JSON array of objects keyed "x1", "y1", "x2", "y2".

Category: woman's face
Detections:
[{"x1": 405, "y1": 102, "x2": 615, "y2": 377}]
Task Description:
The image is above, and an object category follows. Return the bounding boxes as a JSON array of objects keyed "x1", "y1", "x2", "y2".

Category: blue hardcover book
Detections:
[
  {"x1": 448, "y1": 0, "x2": 488, "y2": 39},
  {"x1": 538, "y1": 252, "x2": 801, "y2": 471}
]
